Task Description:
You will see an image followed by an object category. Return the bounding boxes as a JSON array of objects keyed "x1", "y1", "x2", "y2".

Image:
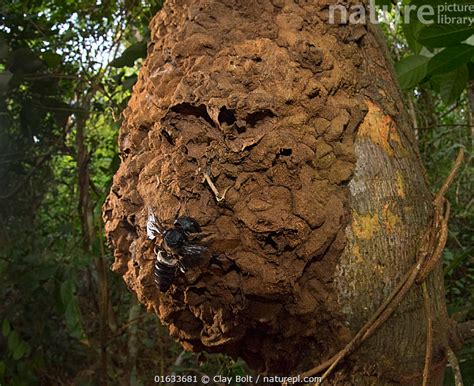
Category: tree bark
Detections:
[{"x1": 104, "y1": 1, "x2": 450, "y2": 384}]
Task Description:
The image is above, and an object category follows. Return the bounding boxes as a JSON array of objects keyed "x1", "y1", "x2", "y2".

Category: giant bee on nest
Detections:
[{"x1": 147, "y1": 209, "x2": 207, "y2": 292}]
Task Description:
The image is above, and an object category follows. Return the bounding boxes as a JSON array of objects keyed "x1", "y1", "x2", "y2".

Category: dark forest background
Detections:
[{"x1": 0, "y1": 1, "x2": 472, "y2": 385}]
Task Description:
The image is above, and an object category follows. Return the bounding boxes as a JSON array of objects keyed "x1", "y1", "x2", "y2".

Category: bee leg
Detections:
[{"x1": 177, "y1": 260, "x2": 186, "y2": 274}]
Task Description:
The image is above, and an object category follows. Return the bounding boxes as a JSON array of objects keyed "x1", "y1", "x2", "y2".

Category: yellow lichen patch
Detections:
[
  {"x1": 351, "y1": 244, "x2": 364, "y2": 263},
  {"x1": 352, "y1": 211, "x2": 380, "y2": 240},
  {"x1": 358, "y1": 100, "x2": 401, "y2": 156},
  {"x1": 382, "y1": 203, "x2": 400, "y2": 233},
  {"x1": 396, "y1": 170, "x2": 406, "y2": 199}
]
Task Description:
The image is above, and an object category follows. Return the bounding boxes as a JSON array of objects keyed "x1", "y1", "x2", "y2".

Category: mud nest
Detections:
[{"x1": 104, "y1": 0, "x2": 369, "y2": 373}]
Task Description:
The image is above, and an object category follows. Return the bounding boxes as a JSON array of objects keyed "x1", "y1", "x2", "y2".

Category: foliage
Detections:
[{"x1": 391, "y1": 0, "x2": 474, "y2": 105}]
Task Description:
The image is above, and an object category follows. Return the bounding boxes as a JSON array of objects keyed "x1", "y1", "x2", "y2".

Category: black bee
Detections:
[{"x1": 147, "y1": 209, "x2": 206, "y2": 292}]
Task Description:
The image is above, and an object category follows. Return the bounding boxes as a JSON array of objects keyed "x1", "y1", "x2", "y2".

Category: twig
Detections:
[
  {"x1": 203, "y1": 172, "x2": 230, "y2": 203},
  {"x1": 416, "y1": 201, "x2": 450, "y2": 284},
  {"x1": 105, "y1": 314, "x2": 147, "y2": 346},
  {"x1": 434, "y1": 149, "x2": 464, "y2": 208},
  {"x1": 457, "y1": 319, "x2": 474, "y2": 342},
  {"x1": 421, "y1": 282, "x2": 433, "y2": 386},
  {"x1": 0, "y1": 154, "x2": 51, "y2": 199},
  {"x1": 446, "y1": 347, "x2": 464, "y2": 386},
  {"x1": 417, "y1": 124, "x2": 472, "y2": 130}
]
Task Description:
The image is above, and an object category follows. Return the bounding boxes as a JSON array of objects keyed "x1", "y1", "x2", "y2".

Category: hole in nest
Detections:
[
  {"x1": 236, "y1": 125, "x2": 246, "y2": 134},
  {"x1": 264, "y1": 234, "x2": 278, "y2": 249},
  {"x1": 279, "y1": 148, "x2": 292, "y2": 156},
  {"x1": 161, "y1": 130, "x2": 175, "y2": 145},
  {"x1": 218, "y1": 106, "x2": 237, "y2": 126},
  {"x1": 188, "y1": 286, "x2": 206, "y2": 296},
  {"x1": 171, "y1": 103, "x2": 215, "y2": 127},
  {"x1": 245, "y1": 109, "x2": 276, "y2": 127}
]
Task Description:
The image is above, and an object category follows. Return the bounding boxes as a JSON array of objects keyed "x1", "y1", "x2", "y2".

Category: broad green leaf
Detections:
[
  {"x1": 65, "y1": 301, "x2": 84, "y2": 339},
  {"x1": 417, "y1": 24, "x2": 474, "y2": 48},
  {"x1": 0, "y1": 361, "x2": 5, "y2": 377},
  {"x1": 122, "y1": 74, "x2": 137, "y2": 90},
  {"x1": 41, "y1": 52, "x2": 62, "y2": 68},
  {"x1": 437, "y1": 65, "x2": 469, "y2": 105},
  {"x1": 7, "y1": 330, "x2": 20, "y2": 353},
  {"x1": 466, "y1": 35, "x2": 474, "y2": 46},
  {"x1": 427, "y1": 44, "x2": 474, "y2": 76},
  {"x1": 60, "y1": 279, "x2": 74, "y2": 304},
  {"x1": 395, "y1": 55, "x2": 430, "y2": 89},
  {"x1": 12, "y1": 342, "x2": 28, "y2": 360},
  {"x1": 468, "y1": 62, "x2": 474, "y2": 80},
  {"x1": 403, "y1": 19, "x2": 424, "y2": 55},
  {"x1": 2, "y1": 319, "x2": 11, "y2": 337},
  {"x1": 109, "y1": 41, "x2": 147, "y2": 68}
]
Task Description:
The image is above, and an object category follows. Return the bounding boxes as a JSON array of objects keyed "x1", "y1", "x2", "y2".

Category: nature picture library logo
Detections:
[{"x1": 329, "y1": 0, "x2": 474, "y2": 26}]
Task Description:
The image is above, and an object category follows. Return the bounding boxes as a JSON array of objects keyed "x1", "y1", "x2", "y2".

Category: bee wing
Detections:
[
  {"x1": 179, "y1": 244, "x2": 207, "y2": 257},
  {"x1": 178, "y1": 244, "x2": 208, "y2": 269},
  {"x1": 146, "y1": 208, "x2": 162, "y2": 240}
]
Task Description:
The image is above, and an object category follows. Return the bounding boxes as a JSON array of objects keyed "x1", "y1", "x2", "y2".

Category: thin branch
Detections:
[
  {"x1": 421, "y1": 282, "x2": 433, "y2": 386},
  {"x1": 0, "y1": 154, "x2": 52, "y2": 200},
  {"x1": 434, "y1": 149, "x2": 464, "y2": 208},
  {"x1": 105, "y1": 314, "x2": 147, "y2": 346},
  {"x1": 439, "y1": 102, "x2": 460, "y2": 119},
  {"x1": 202, "y1": 172, "x2": 230, "y2": 203},
  {"x1": 418, "y1": 124, "x2": 472, "y2": 130},
  {"x1": 23, "y1": 74, "x2": 83, "y2": 81},
  {"x1": 446, "y1": 347, "x2": 464, "y2": 386},
  {"x1": 456, "y1": 320, "x2": 474, "y2": 342}
]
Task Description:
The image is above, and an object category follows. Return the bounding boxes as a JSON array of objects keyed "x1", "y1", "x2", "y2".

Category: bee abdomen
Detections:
[{"x1": 154, "y1": 251, "x2": 178, "y2": 292}]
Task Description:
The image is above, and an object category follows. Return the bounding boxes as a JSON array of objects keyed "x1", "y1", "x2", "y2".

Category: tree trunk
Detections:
[{"x1": 103, "y1": 1, "x2": 449, "y2": 384}]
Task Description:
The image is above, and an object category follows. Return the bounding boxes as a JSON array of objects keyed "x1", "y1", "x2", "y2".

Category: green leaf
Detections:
[
  {"x1": 395, "y1": 55, "x2": 430, "y2": 89},
  {"x1": 437, "y1": 65, "x2": 469, "y2": 105},
  {"x1": 12, "y1": 342, "x2": 28, "y2": 361},
  {"x1": 60, "y1": 279, "x2": 74, "y2": 305},
  {"x1": 375, "y1": 0, "x2": 392, "y2": 8},
  {"x1": 417, "y1": 24, "x2": 474, "y2": 48},
  {"x1": 41, "y1": 52, "x2": 62, "y2": 68},
  {"x1": 109, "y1": 41, "x2": 147, "y2": 68},
  {"x1": 65, "y1": 301, "x2": 84, "y2": 339},
  {"x1": 468, "y1": 62, "x2": 474, "y2": 80},
  {"x1": 2, "y1": 319, "x2": 11, "y2": 337},
  {"x1": 0, "y1": 360, "x2": 5, "y2": 377},
  {"x1": 403, "y1": 19, "x2": 424, "y2": 55},
  {"x1": 122, "y1": 74, "x2": 137, "y2": 90},
  {"x1": 427, "y1": 44, "x2": 474, "y2": 76},
  {"x1": 8, "y1": 330, "x2": 20, "y2": 353}
]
